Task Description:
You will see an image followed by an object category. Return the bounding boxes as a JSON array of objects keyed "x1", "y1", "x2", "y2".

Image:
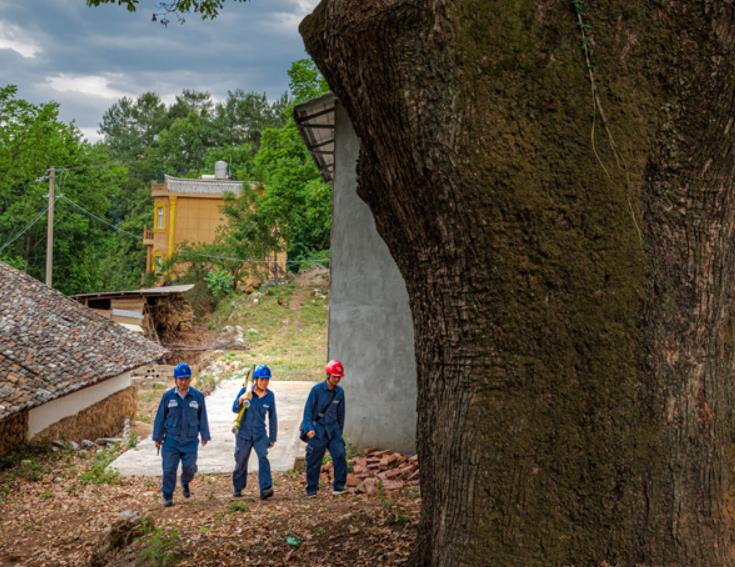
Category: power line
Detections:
[
  {"x1": 0, "y1": 202, "x2": 52, "y2": 254},
  {"x1": 57, "y1": 194, "x2": 329, "y2": 267},
  {"x1": 59, "y1": 195, "x2": 140, "y2": 240}
]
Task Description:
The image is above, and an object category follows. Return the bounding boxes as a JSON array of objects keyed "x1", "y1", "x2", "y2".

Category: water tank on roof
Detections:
[{"x1": 214, "y1": 161, "x2": 228, "y2": 179}]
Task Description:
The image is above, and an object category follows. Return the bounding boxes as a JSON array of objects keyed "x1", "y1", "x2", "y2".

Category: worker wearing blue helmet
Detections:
[
  {"x1": 231, "y1": 363, "x2": 278, "y2": 500},
  {"x1": 152, "y1": 362, "x2": 211, "y2": 507}
]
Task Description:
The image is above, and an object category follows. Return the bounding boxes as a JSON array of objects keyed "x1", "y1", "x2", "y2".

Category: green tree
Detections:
[
  {"x1": 0, "y1": 86, "x2": 131, "y2": 294},
  {"x1": 220, "y1": 59, "x2": 331, "y2": 267},
  {"x1": 213, "y1": 89, "x2": 287, "y2": 150}
]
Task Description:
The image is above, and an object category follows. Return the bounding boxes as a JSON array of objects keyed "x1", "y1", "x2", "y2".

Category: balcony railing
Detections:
[{"x1": 143, "y1": 227, "x2": 154, "y2": 245}]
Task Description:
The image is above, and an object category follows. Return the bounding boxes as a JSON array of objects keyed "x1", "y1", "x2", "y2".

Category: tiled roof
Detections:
[
  {"x1": 0, "y1": 263, "x2": 167, "y2": 419},
  {"x1": 164, "y1": 175, "x2": 243, "y2": 195}
]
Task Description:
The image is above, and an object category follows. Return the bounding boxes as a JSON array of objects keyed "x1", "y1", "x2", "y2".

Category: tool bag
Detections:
[{"x1": 299, "y1": 389, "x2": 336, "y2": 442}]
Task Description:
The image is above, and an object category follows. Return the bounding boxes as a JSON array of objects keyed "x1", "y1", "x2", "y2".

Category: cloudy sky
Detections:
[{"x1": 0, "y1": 0, "x2": 319, "y2": 141}]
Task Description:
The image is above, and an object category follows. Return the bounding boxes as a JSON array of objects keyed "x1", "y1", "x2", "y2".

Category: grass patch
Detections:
[
  {"x1": 391, "y1": 513, "x2": 410, "y2": 527},
  {"x1": 139, "y1": 527, "x2": 181, "y2": 567},
  {"x1": 208, "y1": 281, "x2": 328, "y2": 381},
  {"x1": 79, "y1": 448, "x2": 121, "y2": 485},
  {"x1": 0, "y1": 445, "x2": 58, "y2": 501},
  {"x1": 227, "y1": 500, "x2": 249, "y2": 513}
]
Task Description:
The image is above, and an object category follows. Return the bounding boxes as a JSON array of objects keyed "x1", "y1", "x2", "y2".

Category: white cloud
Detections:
[
  {"x1": 264, "y1": 0, "x2": 319, "y2": 35},
  {"x1": 289, "y1": 0, "x2": 320, "y2": 13},
  {"x1": 0, "y1": 21, "x2": 41, "y2": 58},
  {"x1": 45, "y1": 73, "x2": 134, "y2": 100},
  {"x1": 264, "y1": 11, "x2": 305, "y2": 35},
  {"x1": 78, "y1": 127, "x2": 102, "y2": 143}
]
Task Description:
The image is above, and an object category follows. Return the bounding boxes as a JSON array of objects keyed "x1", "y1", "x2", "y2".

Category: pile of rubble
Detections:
[{"x1": 321, "y1": 449, "x2": 419, "y2": 496}]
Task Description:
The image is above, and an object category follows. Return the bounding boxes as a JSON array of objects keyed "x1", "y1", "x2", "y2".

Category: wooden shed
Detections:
[{"x1": 72, "y1": 284, "x2": 195, "y2": 343}]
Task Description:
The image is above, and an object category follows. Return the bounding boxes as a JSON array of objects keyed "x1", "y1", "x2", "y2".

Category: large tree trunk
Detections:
[{"x1": 301, "y1": 1, "x2": 735, "y2": 565}]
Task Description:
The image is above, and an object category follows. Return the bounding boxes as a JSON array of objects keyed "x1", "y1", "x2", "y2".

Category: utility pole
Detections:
[{"x1": 46, "y1": 167, "x2": 54, "y2": 288}]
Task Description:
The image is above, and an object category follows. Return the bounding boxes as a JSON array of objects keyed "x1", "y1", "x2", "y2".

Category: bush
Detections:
[
  {"x1": 79, "y1": 448, "x2": 121, "y2": 485},
  {"x1": 205, "y1": 267, "x2": 235, "y2": 300}
]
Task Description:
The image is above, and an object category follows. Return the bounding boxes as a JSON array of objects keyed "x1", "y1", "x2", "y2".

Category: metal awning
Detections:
[
  {"x1": 71, "y1": 283, "x2": 195, "y2": 301},
  {"x1": 293, "y1": 93, "x2": 336, "y2": 183}
]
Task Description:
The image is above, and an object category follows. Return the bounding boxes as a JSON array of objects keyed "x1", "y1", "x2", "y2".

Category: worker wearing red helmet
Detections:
[{"x1": 300, "y1": 359, "x2": 347, "y2": 496}]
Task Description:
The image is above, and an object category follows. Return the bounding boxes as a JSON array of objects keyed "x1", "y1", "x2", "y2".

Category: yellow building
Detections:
[{"x1": 143, "y1": 163, "x2": 287, "y2": 283}]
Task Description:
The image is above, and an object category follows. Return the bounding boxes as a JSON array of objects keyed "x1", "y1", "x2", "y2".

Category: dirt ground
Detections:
[{"x1": 0, "y1": 446, "x2": 419, "y2": 566}]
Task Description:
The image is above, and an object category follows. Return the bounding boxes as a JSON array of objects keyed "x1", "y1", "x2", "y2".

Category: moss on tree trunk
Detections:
[{"x1": 301, "y1": 1, "x2": 735, "y2": 564}]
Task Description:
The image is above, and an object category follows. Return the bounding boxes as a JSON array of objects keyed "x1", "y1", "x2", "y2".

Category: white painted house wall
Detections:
[{"x1": 27, "y1": 371, "x2": 132, "y2": 440}]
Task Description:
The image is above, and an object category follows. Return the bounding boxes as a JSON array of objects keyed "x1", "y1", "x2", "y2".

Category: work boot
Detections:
[
  {"x1": 182, "y1": 484, "x2": 191, "y2": 498},
  {"x1": 306, "y1": 492, "x2": 317, "y2": 498},
  {"x1": 332, "y1": 487, "x2": 347, "y2": 496},
  {"x1": 163, "y1": 496, "x2": 173, "y2": 508},
  {"x1": 232, "y1": 489, "x2": 242, "y2": 498},
  {"x1": 260, "y1": 487, "x2": 274, "y2": 500}
]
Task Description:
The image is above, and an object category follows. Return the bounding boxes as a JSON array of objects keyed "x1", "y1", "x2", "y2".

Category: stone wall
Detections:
[
  {"x1": 0, "y1": 411, "x2": 28, "y2": 457},
  {"x1": 31, "y1": 386, "x2": 137, "y2": 443}
]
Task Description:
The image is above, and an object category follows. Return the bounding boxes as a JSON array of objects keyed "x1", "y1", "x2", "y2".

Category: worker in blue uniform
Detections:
[
  {"x1": 301, "y1": 359, "x2": 347, "y2": 497},
  {"x1": 153, "y1": 362, "x2": 211, "y2": 507},
  {"x1": 231, "y1": 364, "x2": 278, "y2": 499}
]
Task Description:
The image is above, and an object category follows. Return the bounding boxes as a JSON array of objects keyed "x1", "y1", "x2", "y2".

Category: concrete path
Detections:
[{"x1": 109, "y1": 380, "x2": 314, "y2": 477}]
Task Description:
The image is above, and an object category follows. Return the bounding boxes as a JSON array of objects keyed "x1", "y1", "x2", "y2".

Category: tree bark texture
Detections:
[{"x1": 301, "y1": 1, "x2": 735, "y2": 565}]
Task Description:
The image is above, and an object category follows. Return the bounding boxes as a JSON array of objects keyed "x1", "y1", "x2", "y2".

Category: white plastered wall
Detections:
[{"x1": 27, "y1": 371, "x2": 132, "y2": 440}]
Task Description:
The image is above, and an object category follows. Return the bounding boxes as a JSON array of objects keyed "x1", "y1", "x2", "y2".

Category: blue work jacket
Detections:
[
  {"x1": 153, "y1": 387, "x2": 211, "y2": 444},
  {"x1": 302, "y1": 381, "x2": 345, "y2": 437},
  {"x1": 232, "y1": 388, "x2": 277, "y2": 444}
]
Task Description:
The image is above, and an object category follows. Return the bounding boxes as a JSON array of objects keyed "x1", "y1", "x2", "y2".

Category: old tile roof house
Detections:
[{"x1": 0, "y1": 262, "x2": 166, "y2": 455}]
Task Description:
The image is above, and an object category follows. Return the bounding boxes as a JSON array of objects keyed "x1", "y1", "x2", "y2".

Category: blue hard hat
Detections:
[
  {"x1": 253, "y1": 364, "x2": 271, "y2": 379},
  {"x1": 173, "y1": 363, "x2": 192, "y2": 379}
]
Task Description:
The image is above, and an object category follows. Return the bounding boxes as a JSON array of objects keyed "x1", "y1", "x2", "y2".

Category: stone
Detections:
[
  {"x1": 51, "y1": 439, "x2": 66, "y2": 449},
  {"x1": 80, "y1": 439, "x2": 95, "y2": 449},
  {"x1": 382, "y1": 479, "x2": 405, "y2": 491},
  {"x1": 379, "y1": 453, "x2": 401, "y2": 468},
  {"x1": 68, "y1": 440, "x2": 79, "y2": 451},
  {"x1": 396, "y1": 464, "x2": 416, "y2": 478},
  {"x1": 89, "y1": 511, "x2": 153, "y2": 567},
  {"x1": 384, "y1": 467, "x2": 403, "y2": 480},
  {"x1": 95, "y1": 437, "x2": 123, "y2": 446},
  {"x1": 362, "y1": 477, "x2": 378, "y2": 496},
  {"x1": 407, "y1": 468, "x2": 420, "y2": 482}
]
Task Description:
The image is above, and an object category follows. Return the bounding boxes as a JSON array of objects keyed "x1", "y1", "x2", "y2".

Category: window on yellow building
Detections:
[
  {"x1": 156, "y1": 206, "x2": 165, "y2": 229},
  {"x1": 154, "y1": 253, "x2": 163, "y2": 273}
]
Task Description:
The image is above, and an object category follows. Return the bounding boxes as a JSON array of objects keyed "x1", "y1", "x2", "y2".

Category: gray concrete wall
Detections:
[{"x1": 329, "y1": 104, "x2": 417, "y2": 454}]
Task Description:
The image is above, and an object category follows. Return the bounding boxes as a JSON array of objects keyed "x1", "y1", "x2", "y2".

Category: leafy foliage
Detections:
[
  {"x1": 87, "y1": 0, "x2": 249, "y2": 25},
  {"x1": 220, "y1": 59, "x2": 332, "y2": 270},
  {"x1": 205, "y1": 267, "x2": 235, "y2": 299},
  {"x1": 1, "y1": 56, "x2": 330, "y2": 294},
  {"x1": 0, "y1": 86, "x2": 130, "y2": 294}
]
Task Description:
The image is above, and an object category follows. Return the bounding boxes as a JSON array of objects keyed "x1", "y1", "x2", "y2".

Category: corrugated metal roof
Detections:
[
  {"x1": 164, "y1": 174, "x2": 243, "y2": 195},
  {"x1": 294, "y1": 93, "x2": 336, "y2": 184},
  {"x1": 72, "y1": 284, "x2": 195, "y2": 301},
  {"x1": 0, "y1": 262, "x2": 166, "y2": 420}
]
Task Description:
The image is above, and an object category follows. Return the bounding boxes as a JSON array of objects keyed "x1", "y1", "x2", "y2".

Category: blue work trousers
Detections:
[
  {"x1": 233, "y1": 435, "x2": 272, "y2": 494},
  {"x1": 161, "y1": 437, "x2": 199, "y2": 498},
  {"x1": 305, "y1": 430, "x2": 346, "y2": 494}
]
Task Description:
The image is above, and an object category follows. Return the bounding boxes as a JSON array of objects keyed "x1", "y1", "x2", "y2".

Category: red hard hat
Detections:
[{"x1": 326, "y1": 359, "x2": 344, "y2": 377}]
